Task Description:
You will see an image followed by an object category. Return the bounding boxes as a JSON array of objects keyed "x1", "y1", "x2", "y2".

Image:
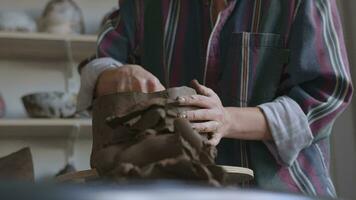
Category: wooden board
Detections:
[
  {"x1": 221, "y1": 166, "x2": 254, "y2": 183},
  {"x1": 56, "y1": 166, "x2": 254, "y2": 183}
]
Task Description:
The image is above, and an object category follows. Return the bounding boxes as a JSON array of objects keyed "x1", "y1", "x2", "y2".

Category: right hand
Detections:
[{"x1": 95, "y1": 65, "x2": 165, "y2": 97}]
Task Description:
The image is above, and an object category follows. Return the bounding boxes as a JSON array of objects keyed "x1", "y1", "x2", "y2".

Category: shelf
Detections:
[
  {"x1": 0, "y1": 32, "x2": 97, "y2": 61},
  {"x1": 0, "y1": 119, "x2": 92, "y2": 138}
]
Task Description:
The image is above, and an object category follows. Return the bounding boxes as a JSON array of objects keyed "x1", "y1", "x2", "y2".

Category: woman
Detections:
[{"x1": 78, "y1": 0, "x2": 353, "y2": 197}]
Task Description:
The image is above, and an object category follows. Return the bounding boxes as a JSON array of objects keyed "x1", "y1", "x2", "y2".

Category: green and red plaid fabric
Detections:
[{"x1": 96, "y1": 0, "x2": 353, "y2": 197}]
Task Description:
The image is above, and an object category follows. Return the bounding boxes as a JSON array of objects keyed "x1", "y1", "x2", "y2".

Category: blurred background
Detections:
[{"x1": 0, "y1": 0, "x2": 354, "y2": 199}]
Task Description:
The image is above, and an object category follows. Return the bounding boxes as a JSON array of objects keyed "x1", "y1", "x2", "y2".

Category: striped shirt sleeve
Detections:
[
  {"x1": 260, "y1": 0, "x2": 353, "y2": 166},
  {"x1": 96, "y1": 7, "x2": 130, "y2": 63},
  {"x1": 76, "y1": 6, "x2": 131, "y2": 111}
]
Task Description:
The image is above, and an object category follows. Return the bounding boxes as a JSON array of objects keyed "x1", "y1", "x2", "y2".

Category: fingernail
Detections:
[{"x1": 176, "y1": 97, "x2": 186, "y2": 103}]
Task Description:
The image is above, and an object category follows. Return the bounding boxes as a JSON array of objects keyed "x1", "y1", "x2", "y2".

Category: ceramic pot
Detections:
[
  {"x1": 22, "y1": 92, "x2": 77, "y2": 118},
  {"x1": 38, "y1": 0, "x2": 85, "y2": 34}
]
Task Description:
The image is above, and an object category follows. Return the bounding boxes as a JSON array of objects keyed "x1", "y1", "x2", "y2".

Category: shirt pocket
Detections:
[{"x1": 219, "y1": 32, "x2": 290, "y2": 107}]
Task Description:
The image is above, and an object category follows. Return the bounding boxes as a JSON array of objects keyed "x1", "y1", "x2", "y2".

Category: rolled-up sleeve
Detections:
[
  {"x1": 77, "y1": 6, "x2": 131, "y2": 111},
  {"x1": 259, "y1": 0, "x2": 353, "y2": 166},
  {"x1": 259, "y1": 96, "x2": 314, "y2": 166},
  {"x1": 77, "y1": 58, "x2": 122, "y2": 111}
]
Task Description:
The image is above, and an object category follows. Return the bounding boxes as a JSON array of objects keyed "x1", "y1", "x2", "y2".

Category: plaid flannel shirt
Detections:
[{"x1": 91, "y1": 0, "x2": 353, "y2": 197}]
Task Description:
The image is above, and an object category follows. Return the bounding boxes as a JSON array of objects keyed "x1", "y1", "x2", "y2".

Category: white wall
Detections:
[
  {"x1": 0, "y1": 0, "x2": 117, "y2": 180},
  {"x1": 331, "y1": 1, "x2": 356, "y2": 199}
]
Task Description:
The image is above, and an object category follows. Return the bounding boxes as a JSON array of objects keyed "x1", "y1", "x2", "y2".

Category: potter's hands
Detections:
[
  {"x1": 95, "y1": 65, "x2": 165, "y2": 97},
  {"x1": 177, "y1": 80, "x2": 232, "y2": 146}
]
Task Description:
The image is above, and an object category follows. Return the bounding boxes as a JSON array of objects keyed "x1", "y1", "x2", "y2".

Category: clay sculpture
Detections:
[
  {"x1": 38, "y1": 0, "x2": 85, "y2": 34},
  {"x1": 0, "y1": 147, "x2": 34, "y2": 182},
  {"x1": 91, "y1": 87, "x2": 227, "y2": 185}
]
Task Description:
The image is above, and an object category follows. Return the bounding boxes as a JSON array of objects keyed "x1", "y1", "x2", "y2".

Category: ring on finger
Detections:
[{"x1": 178, "y1": 112, "x2": 187, "y2": 119}]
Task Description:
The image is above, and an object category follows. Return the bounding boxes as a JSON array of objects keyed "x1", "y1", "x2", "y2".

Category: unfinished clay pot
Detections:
[
  {"x1": 38, "y1": 0, "x2": 85, "y2": 34},
  {"x1": 22, "y1": 92, "x2": 77, "y2": 118},
  {"x1": 0, "y1": 12, "x2": 37, "y2": 32},
  {"x1": 0, "y1": 147, "x2": 34, "y2": 182},
  {"x1": 91, "y1": 87, "x2": 226, "y2": 185}
]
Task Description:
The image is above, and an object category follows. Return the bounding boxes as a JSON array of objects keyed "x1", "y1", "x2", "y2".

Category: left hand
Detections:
[{"x1": 176, "y1": 80, "x2": 232, "y2": 146}]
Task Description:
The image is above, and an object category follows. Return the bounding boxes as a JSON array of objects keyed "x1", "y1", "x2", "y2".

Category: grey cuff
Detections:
[
  {"x1": 77, "y1": 57, "x2": 123, "y2": 111},
  {"x1": 258, "y1": 96, "x2": 314, "y2": 166}
]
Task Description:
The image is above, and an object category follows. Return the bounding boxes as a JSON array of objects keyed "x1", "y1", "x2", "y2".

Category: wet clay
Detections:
[{"x1": 91, "y1": 87, "x2": 227, "y2": 185}]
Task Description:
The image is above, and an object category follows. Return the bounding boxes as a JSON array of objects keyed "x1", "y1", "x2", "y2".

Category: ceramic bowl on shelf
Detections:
[{"x1": 22, "y1": 92, "x2": 77, "y2": 118}]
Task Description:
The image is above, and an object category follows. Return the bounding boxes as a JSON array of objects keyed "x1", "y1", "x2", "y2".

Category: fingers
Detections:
[
  {"x1": 176, "y1": 95, "x2": 215, "y2": 108},
  {"x1": 179, "y1": 109, "x2": 219, "y2": 121},
  {"x1": 206, "y1": 134, "x2": 222, "y2": 146},
  {"x1": 146, "y1": 78, "x2": 166, "y2": 93},
  {"x1": 191, "y1": 79, "x2": 216, "y2": 97},
  {"x1": 191, "y1": 121, "x2": 220, "y2": 133},
  {"x1": 133, "y1": 65, "x2": 165, "y2": 92},
  {"x1": 127, "y1": 69, "x2": 165, "y2": 93},
  {"x1": 107, "y1": 65, "x2": 165, "y2": 93}
]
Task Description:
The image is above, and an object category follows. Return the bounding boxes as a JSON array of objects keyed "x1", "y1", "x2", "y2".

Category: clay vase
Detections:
[
  {"x1": 38, "y1": 0, "x2": 85, "y2": 34},
  {"x1": 0, "y1": 93, "x2": 5, "y2": 118}
]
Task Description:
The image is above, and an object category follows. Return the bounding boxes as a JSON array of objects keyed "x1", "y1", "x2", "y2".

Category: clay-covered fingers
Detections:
[
  {"x1": 146, "y1": 77, "x2": 165, "y2": 93},
  {"x1": 95, "y1": 64, "x2": 165, "y2": 97},
  {"x1": 191, "y1": 79, "x2": 216, "y2": 97},
  {"x1": 178, "y1": 109, "x2": 220, "y2": 122},
  {"x1": 176, "y1": 95, "x2": 216, "y2": 108},
  {"x1": 191, "y1": 121, "x2": 221, "y2": 133},
  {"x1": 206, "y1": 133, "x2": 223, "y2": 146},
  {"x1": 125, "y1": 65, "x2": 165, "y2": 93}
]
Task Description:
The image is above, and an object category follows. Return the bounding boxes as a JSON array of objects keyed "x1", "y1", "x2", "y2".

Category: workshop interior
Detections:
[{"x1": 0, "y1": 0, "x2": 355, "y2": 200}]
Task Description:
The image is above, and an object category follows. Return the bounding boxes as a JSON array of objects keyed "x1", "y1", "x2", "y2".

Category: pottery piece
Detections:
[
  {"x1": 92, "y1": 87, "x2": 227, "y2": 185},
  {"x1": 0, "y1": 12, "x2": 37, "y2": 32},
  {"x1": 38, "y1": 0, "x2": 85, "y2": 34},
  {"x1": 22, "y1": 92, "x2": 77, "y2": 118},
  {"x1": 0, "y1": 147, "x2": 34, "y2": 182}
]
